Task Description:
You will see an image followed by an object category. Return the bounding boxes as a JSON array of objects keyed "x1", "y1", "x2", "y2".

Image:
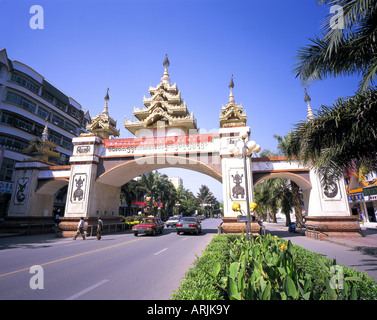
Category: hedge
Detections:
[{"x1": 171, "y1": 234, "x2": 377, "y2": 300}]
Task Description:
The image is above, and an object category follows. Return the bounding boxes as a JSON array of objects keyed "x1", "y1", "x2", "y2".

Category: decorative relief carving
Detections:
[
  {"x1": 76, "y1": 146, "x2": 91, "y2": 154},
  {"x1": 230, "y1": 168, "x2": 246, "y2": 200},
  {"x1": 72, "y1": 174, "x2": 86, "y2": 202},
  {"x1": 14, "y1": 178, "x2": 29, "y2": 205}
]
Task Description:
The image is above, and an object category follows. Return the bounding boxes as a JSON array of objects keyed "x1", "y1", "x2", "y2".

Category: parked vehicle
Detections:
[
  {"x1": 165, "y1": 216, "x2": 180, "y2": 228},
  {"x1": 176, "y1": 217, "x2": 202, "y2": 235},
  {"x1": 132, "y1": 217, "x2": 164, "y2": 236}
]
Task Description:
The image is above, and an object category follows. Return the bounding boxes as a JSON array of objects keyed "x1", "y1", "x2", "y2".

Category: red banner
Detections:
[
  {"x1": 104, "y1": 133, "x2": 215, "y2": 149},
  {"x1": 131, "y1": 201, "x2": 163, "y2": 207},
  {"x1": 132, "y1": 201, "x2": 146, "y2": 206}
]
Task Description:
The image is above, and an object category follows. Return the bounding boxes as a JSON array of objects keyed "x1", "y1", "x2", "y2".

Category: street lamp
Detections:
[
  {"x1": 175, "y1": 202, "x2": 181, "y2": 216},
  {"x1": 228, "y1": 130, "x2": 261, "y2": 241}
]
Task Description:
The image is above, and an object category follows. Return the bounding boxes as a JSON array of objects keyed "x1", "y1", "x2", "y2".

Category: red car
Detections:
[{"x1": 132, "y1": 217, "x2": 164, "y2": 236}]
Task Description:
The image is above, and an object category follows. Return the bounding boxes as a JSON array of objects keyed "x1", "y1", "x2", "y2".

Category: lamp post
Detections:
[
  {"x1": 175, "y1": 202, "x2": 181, "y2": 217},
  {"x1": 228, "y1": 130, "x2": 261, "y2": 241}
]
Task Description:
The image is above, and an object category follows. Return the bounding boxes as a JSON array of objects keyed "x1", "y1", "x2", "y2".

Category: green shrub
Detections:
[
  {"x1": 171, "y1": 235, "x2": 230, "y2": 300},
  {"x1": 171, "y1": 234, "x2": 377, "y2": 300},
  {"x1": 292, "y1": 245, "x2": 377, "y2": 300}
]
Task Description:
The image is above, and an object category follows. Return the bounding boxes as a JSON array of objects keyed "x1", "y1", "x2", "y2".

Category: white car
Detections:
[{"x1": 165, "y1": 216, "x2": 180, "y2": 228}]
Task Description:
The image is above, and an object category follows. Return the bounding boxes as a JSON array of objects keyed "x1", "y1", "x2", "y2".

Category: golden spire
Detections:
[
  {"x1": 161, "y1": 54, "x2": 171, "y2": 84},
  {"x1": 103, "y1": 88, "x2": 110, "y2": 116},
  {"x1": 228, "y1": 74, "x2": 235, "y2": 104},
  {"x1": 305, "y1": 88, "x2": 314, "y2": 120}
]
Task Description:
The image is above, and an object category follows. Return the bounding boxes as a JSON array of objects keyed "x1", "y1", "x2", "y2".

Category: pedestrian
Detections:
[
  {"x1": 73, "y1": 217, "x2": 85, "y2": 240},
  {"x1": 97, "y1": 217, "x2": 103, "y2": 240},
  {"x1": 55, "y1": 212, "x2": 60, "y2": 224}
]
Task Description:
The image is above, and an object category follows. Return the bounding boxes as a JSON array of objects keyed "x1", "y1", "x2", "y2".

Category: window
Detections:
[
  {"x1": 37, "y1": 106, "x2": 50, "y2": 119},
  {"x1": 41, "y1": 90, "x2": 54, "y2": 104},
  {"x1": 34, "y1": 123, "x2": 44, "y2": 137},
  {"x1": 51, "y1": 114, "x2": 64, "y2": 127},
  {"x1": 11, "y1": 72, "x2": 40, "y2": 94},
  {"x1": 0, "y1": 157, "x2": 16, "y2": 182},
  {"x1": 49, "y1": 130, "x2": 62, "y2": 145},
  {"x1": 13, "y1": 117, "x2": 33, "y2": 133},
  {"x1": 64, "y1": 122, "x2": 76, "y2": 134},
  {"x1": 56, "y1": 101, "x2": 67, "y2": 113},
  {"x1": 62, "y1": 137, "x2": 73, "y2": 150},
  {"x1": 0, "y1": 135, "x2": 29, "y2": 152},
  {"x1": 5, "y1": 91, "x2": 37, "y2": 113}
]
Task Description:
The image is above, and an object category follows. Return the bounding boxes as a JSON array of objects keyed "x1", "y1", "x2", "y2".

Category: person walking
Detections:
[
  {"x1": 97, "y1": 217, "x2": 103, "y2": 240},
  {"x1": 73, "y1": 217, "x2": 86, "y2": 240}
]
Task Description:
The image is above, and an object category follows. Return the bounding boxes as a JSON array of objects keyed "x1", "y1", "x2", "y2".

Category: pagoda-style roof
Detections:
[
  {"x1": 219, "y1": 75, "x2": 247, "y2": 128},
  {"x1": 86, "y1": 89, "x2": 120, "y2": 139},
  {"x1": 125, "y1": 55, "x2": 197, "y2": 136},
  {"x1": 22, "y1": 121, "x2": 61, "y2": 165}
]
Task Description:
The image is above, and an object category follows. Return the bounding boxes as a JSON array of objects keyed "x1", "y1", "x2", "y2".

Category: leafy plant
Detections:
[{"x1": 210, "y1": 234, "x2": 313, "y2": 300}]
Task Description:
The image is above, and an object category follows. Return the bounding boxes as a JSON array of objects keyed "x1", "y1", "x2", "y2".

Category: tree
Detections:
[
  {"x1": 274, "y1": 134, "x2": 304, "y2": 225},
  {"x1": 197, "y1": 185, "x2": 218, "y2": 217},
  {"x1": 136, "y1": 171, "x2": 176, "y2": 217},
  {"x1": 176, "y1": 185, "x2": 199, "y2": 216},
  {"x1": 290, "y1": 0, "x2": 377, "y2": 185},
  {"x1": 121, "y1": 179, "x2": 139, "y2": 207},
  {"x1": 294, "y1": 0, "x2": 377, "y2": 93},
  {"x1": 287, "y1": 91, "x2": 377, "y2": 186},
  {"x1": 254, "y1": 179, "x2": 280, "y2": 223},
  {"x1": 254, "y1": 177, "x2": 295, "y2": 226}
]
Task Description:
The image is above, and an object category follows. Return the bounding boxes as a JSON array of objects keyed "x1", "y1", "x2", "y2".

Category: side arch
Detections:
[
  {"x1": 97, "y1": 155, "x2": 222, "y2": 186},
  {"x1": 253, "y1": 172, "x2": 312, "y2": 190},
  {"x1": 36, "y1": 179, "x2": 69, "y2": 195}
]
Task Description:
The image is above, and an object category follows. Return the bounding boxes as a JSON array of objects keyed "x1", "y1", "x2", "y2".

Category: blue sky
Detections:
[{"x1": 1, "y1": 0, "x2": 361, "y2": 202}]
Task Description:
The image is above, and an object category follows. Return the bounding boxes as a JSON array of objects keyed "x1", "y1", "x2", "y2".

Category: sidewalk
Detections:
[
  {"x1": 324, "y1": 226, "x2": 377, "y2": 256},
  {"x1": 264, "y1": 219, "x2": 377, "y2": 257}
]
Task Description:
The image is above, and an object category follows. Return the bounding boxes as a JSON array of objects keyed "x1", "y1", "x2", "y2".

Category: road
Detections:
[{"x1": 0, "y1": 218, "x2": 221, "y2": 300}]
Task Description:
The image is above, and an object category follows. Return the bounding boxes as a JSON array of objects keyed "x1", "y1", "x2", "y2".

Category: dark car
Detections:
[
  {"x1": 176, "y1": 217, "x2": 202, "y2": 235},
  {"x1": 132, "y1": 217, "x2": 164, "y2": 236}
]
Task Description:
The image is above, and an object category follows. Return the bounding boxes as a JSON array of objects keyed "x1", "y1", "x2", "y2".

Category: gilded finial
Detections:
[
  {"x1": 228, "y1": 74, "x2": 235, "y2": 104},
  {"x1": 105, "y1": 88, "x2": 110, "y2": 101},
  {"x1": 304, "y1": 88, "x2": 311, "y2": 103},
  {"x1": 103, "y1": 88, "x2": 109, "y2": 116},
  {"x1": 163, "y1": 54, "x2": 170, "y2": 68},
  {"x1": 229, "y1": 74, "x2": 234, "y2": 89},
  {"x1": 304, "y1": 88, "x2": 314, "y2": 121},
  {"x1": 161, "y1": 55, "x2": 171, "y2": 84}
]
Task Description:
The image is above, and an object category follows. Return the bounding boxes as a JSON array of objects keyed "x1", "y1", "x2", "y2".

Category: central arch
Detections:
[{"x1": 97, "y1": 154, "x2": 222, "y2": 187}]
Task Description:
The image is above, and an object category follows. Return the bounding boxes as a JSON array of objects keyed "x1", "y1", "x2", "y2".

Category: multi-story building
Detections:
[
  {"x1": 0, "y1": 48, "x2": 90, "y2": 217},
  {"x1": 168, "y1": 177, "x2": 183, "y2": 189}
]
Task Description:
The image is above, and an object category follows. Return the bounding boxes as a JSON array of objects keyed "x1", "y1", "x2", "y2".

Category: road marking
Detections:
[
  {"x1": 154, "y1": 248, "x2": 168, "y2": 256},
  {"x1": 65, "y1": 279, "x2": 109, "y2": 300},
  {"x1": 181, "y1": 237, "x2": 188, "y2": 241},
  {"x1": 0, "y1": 238, "x2": 147, "y2": 279}
]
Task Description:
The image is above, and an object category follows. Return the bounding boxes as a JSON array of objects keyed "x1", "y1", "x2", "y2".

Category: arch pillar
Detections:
[
  {"x1": 5, "y1": 161, "x2": 56, "y2": 233},
  {"x1": 304, "y1": 169, "x2": 361, "y2": 237},
  {"x1": 61, "y1": 135, "x2": 120, "y2": 237},
  {"x1": 219, "y1": 127, "x2": 261, "y2": 235}
]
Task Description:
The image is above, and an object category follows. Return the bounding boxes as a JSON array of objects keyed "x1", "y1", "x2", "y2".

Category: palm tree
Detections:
[
  {"x1": 294, "y1": 0, "x2": 377, "y2": 92},
  {"x1": 274, "y1": 134, "x2": 304, "y2": 225},
  {"x1": 254, "y1": 179, "x2": 280, "y2": 223},
  {"x1": 254, "y1": 177, "x2": 294, "y2": 226},
  {"x1": 120, "y1": 179, "x2": 140, "y2": 215},
  {"x1": 136, "y1": 171, "x2": 176, "y2": 217},
  {"x1": 197, "y1": 185, "x2": 218, "y2": 217},
  {"x1": 176, "y1": 185, "x2": 199, "y2": 216},
  {"x1": 287, "y1": 87, "x2": 377, "y2": 187},
  {"x1": 290, "y1": 0, "x2": 377, "y2": 185}
]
